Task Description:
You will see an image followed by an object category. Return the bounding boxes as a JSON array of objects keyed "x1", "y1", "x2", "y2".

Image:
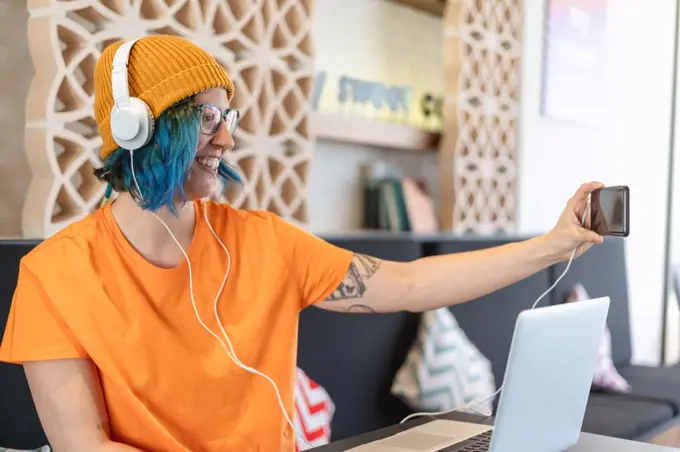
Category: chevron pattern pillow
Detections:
[
  {"x1": 294, "y1": 367, "x2": 335, "y2": 451},
  {"x1": 391, "y1": 308, "x2": 496, "y2": 416}
]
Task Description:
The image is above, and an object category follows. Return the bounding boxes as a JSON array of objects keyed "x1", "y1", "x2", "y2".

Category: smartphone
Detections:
[{"x1": 589, "y1": 186, "x2": 630, "y2": 237}]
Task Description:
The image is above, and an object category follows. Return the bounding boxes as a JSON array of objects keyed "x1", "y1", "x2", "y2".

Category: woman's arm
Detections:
[
  {"x1": 318, "y1": 236, "x2": 557, "y2": 313},
  {"x1": 318, "y1": 182, "x2": 604, "y2": 314},
  {"x1": 23, "y1": 358, "x2": 143, "y2": 452}
]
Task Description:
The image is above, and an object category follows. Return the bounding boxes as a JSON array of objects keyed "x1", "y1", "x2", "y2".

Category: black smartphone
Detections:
[{"x1": 589, "y1": 186, "x2": 630, "y2": 237}]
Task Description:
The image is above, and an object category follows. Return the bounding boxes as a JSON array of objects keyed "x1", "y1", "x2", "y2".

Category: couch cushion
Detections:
[
  {"x1": 566, "y1": 283, "x2": 631, "y2": 393},
  {"x1": 0, "y1": 240, "x2": 47, "y2": 449},
  {"x1": 551, "y1": 238, "x2": 632, "y2": 366},
  {"x1": 449, "y1": 270, "x2": 551, "y2": 397},
  {"x1": 0, "y1": 363, "x2": 49, "y2": 449},
  {"x1": 299, "y1": 308, "x2": 420, "y2": 441},
  {"x1": 319, "y1": 235, "x2": 424, "y2": 263},
  {"x1": 0, "y1": 241, "x2": 40, "y2": 332},
  {"x1": 298, "y1": 236, "x2": 424, "y2": 441},
  {"x1": 427, "y1": 238, "x2": 552, "y2": 397},
  {"x1": 617, "y1": 364, "x2": 680, "y2": 414},
  {"x1": 582, "y1": 392, "x2": 674, "y2": 440}
]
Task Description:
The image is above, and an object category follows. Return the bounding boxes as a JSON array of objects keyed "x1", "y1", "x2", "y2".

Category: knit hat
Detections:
[{"x1": 94, "y1": 35, "x2": 235, "y2": 159}]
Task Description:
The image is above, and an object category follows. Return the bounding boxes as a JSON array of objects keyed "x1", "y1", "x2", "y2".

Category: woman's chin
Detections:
[
  {"x1": 185, "y1": 164, "x2": 220, "y2": 200},
  {"x1": 184, "y1": 180, "x2": 218, "y2": 201}
]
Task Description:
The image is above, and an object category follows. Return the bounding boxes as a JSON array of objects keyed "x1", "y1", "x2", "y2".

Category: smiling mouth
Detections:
[{"x1": 195, "y1": 156, "x2": 220, "y2": 174}]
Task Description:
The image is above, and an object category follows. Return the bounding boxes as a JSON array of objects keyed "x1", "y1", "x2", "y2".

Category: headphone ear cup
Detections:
[{"x1": 110, "y1": 97, "x2": 155, "y2": 151}]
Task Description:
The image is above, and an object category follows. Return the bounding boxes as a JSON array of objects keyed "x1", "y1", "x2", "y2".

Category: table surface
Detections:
[{"x1": 313, "y1": 412, "x2": 679, "y2": 451}]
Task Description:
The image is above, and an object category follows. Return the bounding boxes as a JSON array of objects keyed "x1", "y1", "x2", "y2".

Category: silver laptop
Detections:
[{"x1": 348, "y1": 297, "x2": 610, "y2": 452}]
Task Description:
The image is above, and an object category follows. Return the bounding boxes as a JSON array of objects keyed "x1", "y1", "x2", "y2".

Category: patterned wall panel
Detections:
[
  {"x1": 0, "y1": 0, "x2": 33, "y2": 237},
  {"x1": 22, "y1": 0, "x2": 315, "y2": 238},
  {"x1": 440, "y1": 0, "x2": 520, "y2": 233}
]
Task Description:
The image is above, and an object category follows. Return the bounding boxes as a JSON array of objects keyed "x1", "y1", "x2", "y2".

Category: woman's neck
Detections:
[{"x1": 110, "y1": 193, "x2": 197, "y2": 269}]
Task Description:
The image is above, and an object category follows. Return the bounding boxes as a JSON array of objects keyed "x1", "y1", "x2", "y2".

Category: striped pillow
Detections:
[
  {"x1": 391, "y1": 308, "x2": 497, "y2": 416},
  {"x1": 294, "y1": 367, "x2": 335, "y2": 451}
]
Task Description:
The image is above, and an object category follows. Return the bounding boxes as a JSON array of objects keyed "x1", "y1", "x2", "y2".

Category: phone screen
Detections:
[{"x1": 590, "y1": 186, "x2": 629, "y2": 236}]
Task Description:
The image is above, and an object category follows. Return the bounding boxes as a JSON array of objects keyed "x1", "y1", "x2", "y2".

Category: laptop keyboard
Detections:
[{"x1": 438, "y1": 430, "x2": 493, "y2": 451}]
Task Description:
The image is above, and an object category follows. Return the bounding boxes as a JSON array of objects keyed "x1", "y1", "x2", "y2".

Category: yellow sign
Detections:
[{"x1": 312, "y1": 71, "x2": 442, "y2": 132}]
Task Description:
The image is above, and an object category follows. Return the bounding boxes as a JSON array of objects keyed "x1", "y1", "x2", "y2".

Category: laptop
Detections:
[{"x1": 348, "y1": 297, "x2": 611, "y2": 452}]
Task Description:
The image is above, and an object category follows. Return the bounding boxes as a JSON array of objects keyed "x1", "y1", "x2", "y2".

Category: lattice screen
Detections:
[
  {"x1": 439, "y1": 0, "x2": 520, "y2": 233},
  {"x1": 22, "y1": 0, "x2": 315, "y2": 238}
]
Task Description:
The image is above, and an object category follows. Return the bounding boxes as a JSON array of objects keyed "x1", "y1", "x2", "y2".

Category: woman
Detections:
[{"x1": 0, "y1": 35, "x2": 603, "y2": 451}]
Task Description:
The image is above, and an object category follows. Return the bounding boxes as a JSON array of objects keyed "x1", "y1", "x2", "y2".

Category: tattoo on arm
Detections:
[{"x1": 325, "y1": 253, "x2": 382, "y2": 303}]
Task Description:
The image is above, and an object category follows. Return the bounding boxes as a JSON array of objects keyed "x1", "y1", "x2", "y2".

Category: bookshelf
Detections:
[{"x1": 312, "y1": 112, "x2": 440, "y2": 152}]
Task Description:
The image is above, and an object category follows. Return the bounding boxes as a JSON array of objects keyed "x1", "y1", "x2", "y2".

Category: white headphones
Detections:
[{"x1": 110, "y1": 38, "x2": 155, "y2": 151}]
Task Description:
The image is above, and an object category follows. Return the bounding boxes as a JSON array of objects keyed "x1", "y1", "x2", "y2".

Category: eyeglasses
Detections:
[{"x1": 197, "y1": 104, "x2": 240, "y2": 136}]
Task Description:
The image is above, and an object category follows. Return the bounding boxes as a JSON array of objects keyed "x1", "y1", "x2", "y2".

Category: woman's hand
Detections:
[{"x1": 544, "y1": 181, "x2": 605, "y2": 262}]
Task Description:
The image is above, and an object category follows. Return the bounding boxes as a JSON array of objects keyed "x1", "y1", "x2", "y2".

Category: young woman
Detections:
[{"x1": 0, "y1": 35, "x2": 603, "y2": 452}]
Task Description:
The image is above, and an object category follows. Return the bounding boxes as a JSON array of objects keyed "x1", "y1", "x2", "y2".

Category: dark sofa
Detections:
[
  {"x1": 298, "y1": 233, "x2": 680, "y2": 444},
  {"x1": 1, "y1": 235, "x2": 680, "y2": 448}
]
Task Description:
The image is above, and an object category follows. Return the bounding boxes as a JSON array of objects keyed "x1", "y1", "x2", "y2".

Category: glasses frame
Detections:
[{"x1": 197, "y1": 103, "x2": 240, "y2": 136}]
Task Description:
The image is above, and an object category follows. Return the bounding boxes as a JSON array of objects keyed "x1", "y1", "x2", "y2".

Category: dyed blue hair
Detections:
[{"x1": 94, "y1": 99, "x2": 241, "y2": 216}]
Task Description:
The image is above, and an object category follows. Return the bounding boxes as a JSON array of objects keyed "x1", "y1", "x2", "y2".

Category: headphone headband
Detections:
[{"x1": 111, "y1": 39, "x2": 139, "y2": 109}]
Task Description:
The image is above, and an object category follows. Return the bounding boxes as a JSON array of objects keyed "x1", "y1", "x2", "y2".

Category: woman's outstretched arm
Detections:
[{"x1": 318, "y1": 182, "x2": 603, "y2": 314}]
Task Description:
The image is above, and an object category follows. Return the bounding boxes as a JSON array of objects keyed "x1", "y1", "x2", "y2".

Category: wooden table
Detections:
[{"x1": 313, "y1": 412, "x2": 680, "y2": 451}]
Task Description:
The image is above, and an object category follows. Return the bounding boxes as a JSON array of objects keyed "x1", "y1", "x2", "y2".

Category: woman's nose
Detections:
[{"x1": 210, "y1": 121, "x2": 234, "y2": 152}]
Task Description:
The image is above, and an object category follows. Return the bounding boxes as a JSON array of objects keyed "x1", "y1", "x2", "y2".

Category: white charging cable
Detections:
[
  {"x1": 400, "y1": 201, "x2": 591, "y2": 425},
  {"x1": 127, "y1": 153, "x2": 311, "y2": 448}
]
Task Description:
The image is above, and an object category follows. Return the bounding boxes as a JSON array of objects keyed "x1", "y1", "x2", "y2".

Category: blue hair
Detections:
[{"x1": 95, "y1": 99, "x2": 242, "y2": 216}]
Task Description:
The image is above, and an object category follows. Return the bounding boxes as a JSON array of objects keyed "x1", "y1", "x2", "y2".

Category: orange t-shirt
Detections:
[{"x1": 0, "y1": 200, "x2": 352, "y2": 451}]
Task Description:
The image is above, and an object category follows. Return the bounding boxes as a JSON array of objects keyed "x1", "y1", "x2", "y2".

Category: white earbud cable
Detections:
[
  {"x1": 128, "y1": 156, "x2": 311, "y2": 448},
  {"x1": 400, "y1": 200, "x2": 591, "y2": 424}
]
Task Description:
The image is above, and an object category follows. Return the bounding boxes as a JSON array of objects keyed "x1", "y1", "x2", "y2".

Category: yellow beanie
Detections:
[{"x1": 94, "y1": 35, "x2": 235, "y2": 159}]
